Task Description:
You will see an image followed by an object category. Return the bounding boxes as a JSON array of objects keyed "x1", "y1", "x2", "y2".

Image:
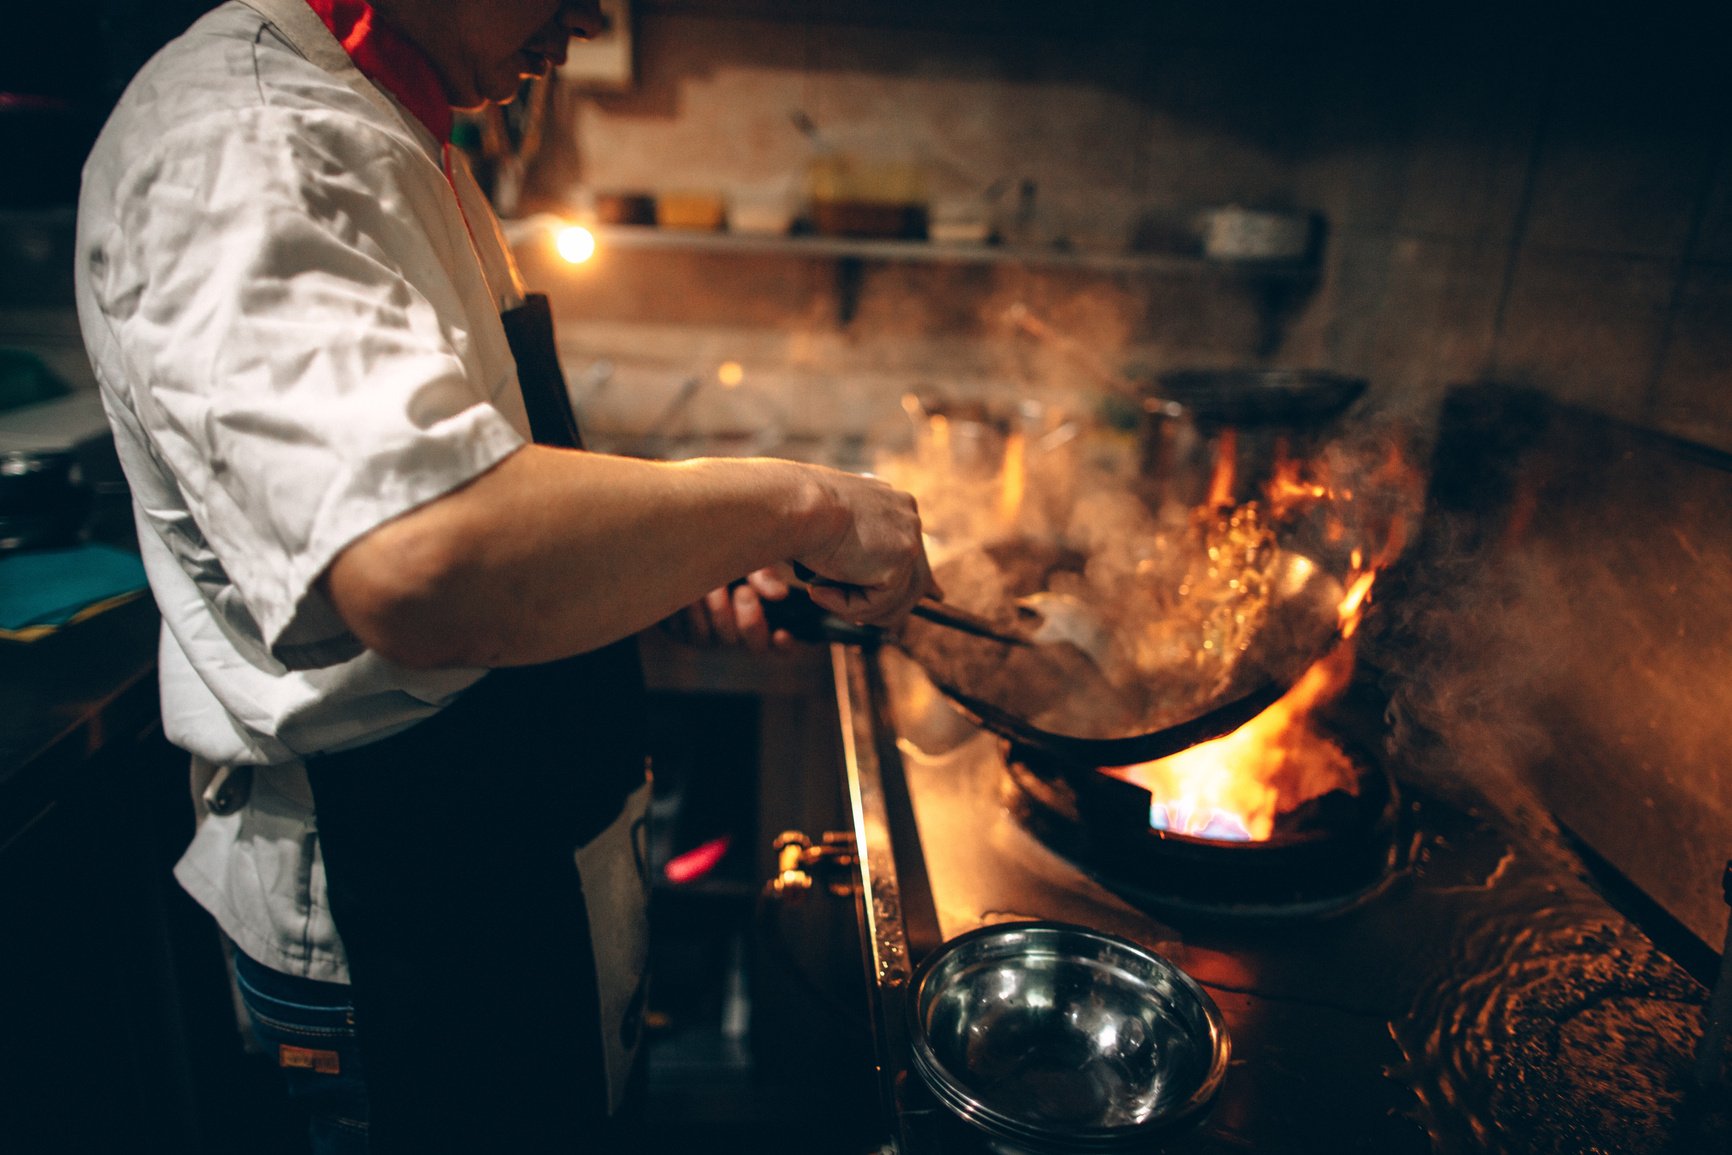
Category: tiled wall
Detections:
[{"x1": 511, "y1": 1, "x2": 1731, "y2": 452}]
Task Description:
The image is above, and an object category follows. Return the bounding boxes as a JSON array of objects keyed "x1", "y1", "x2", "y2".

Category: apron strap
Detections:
[
  {"x1": 503, "y1": 293, "x2": 586, "y2": 450},
  {"x1": 308, "y1": 267, "x2": 650, "y2": 1154}
]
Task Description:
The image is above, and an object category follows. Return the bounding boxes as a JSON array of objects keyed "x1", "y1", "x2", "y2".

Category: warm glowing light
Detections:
[
  {"x1": 1267, "y1": 456, "x2": 1332, "y2": 519},
  {"x1": 1110, "y1": 558, "x2": 1384, "y2": 843},
  {"x1": 1337, "y1": 571, "x2": 1376, "y2": 638},
  {"x1": 929, "y1": 413, "x2": 951, "y2": 464},
  {"x1": 999, "y1": 429, "x2": 1026, "y2": 526},
  {"x1": 1206, "y1": 427, "x2": 1239, "y2": 508},
  {"x1": 717, "y1": 361, "x2": 744, "y2": 387},
  {"x1": 555, "y1": 225, "x2": 596, "y2": 264},
  {"x1": 881, "y1": 396, "x2": 1428, "y2": 848},
  {"x1": 1109, "y1": 641, "x2": 1361, "y2": 841}
]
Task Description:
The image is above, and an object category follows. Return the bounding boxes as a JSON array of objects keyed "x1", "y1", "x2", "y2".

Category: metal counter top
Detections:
[{"x1": 833, "y1": 644, "x2": 1727, "y2": 1155}]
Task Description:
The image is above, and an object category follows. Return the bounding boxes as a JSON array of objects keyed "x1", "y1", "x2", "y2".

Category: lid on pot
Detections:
[{"x1": 1151, "y1": 369, "x2": 1366, "y2": 427}]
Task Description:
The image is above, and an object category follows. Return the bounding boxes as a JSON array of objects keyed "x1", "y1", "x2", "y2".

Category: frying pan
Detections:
[{"x1": 769, "y1": 543, "x2": 1347, "y2": 767}]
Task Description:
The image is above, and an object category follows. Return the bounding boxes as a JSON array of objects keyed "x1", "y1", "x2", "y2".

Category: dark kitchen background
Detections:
[{"x1": 2, "y1": 1, "x2": 1729, "y2": 1153}]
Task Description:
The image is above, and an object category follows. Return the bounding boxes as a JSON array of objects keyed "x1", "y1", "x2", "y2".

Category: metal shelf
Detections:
[{"x1": 590, "y1": 224, "x2": 1315, "y2": 279}]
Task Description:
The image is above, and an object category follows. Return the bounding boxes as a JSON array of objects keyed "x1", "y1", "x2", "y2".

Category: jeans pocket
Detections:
[{"x1": 233, "y1": 952, "x2": 370, "y2": 1144}]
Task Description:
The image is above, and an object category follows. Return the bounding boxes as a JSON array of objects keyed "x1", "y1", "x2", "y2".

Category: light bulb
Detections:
[{"x1": 556, "y1": 225, "x2": 596, "y2": 264}]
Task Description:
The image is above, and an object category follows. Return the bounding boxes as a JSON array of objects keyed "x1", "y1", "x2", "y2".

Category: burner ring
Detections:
[{"x1": 1004, "y1": 723, "x2": 1403, "y2": 920}]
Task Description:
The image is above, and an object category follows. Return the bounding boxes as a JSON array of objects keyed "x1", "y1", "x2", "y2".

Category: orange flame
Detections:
[
  {"x1": 1266, "y1": 455, "x2": 1332, "y2": 520},
  {"x1": 1206, "y1": 427, "x2": 1238, "y2": 508},
  {"x1": 1338, "y1": 570, "x2": 1376, "y2": 639},
  {"x1": 927, "y1": 413, "x2": 951, "y2": 463},
  {"x1": 1106, "y1": 569, "x2": 1377, "y2": 842},
  {"x1": 999, "y1": 429, "x2": 1026, "y2": 527},
  {"x1": 1120, "y1": 429, "x2": 1425, "y2": 842}
]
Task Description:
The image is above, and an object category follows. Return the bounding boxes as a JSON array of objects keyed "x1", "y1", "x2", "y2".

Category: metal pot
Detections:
[
  {"x1": 0, "y1": 447, "x2": 87, "y2": 552},
  {"x1": 1137, "y1": 369, "x2": 1366, "y2": 510},
  {"x1": 899, "y1": 391, "x2": 1082, "y2": 547}
]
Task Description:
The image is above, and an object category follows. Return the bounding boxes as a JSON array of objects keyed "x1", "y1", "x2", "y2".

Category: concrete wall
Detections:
[{"x1": 506, "y1": 1, "x2": 1730, "y2": 452}]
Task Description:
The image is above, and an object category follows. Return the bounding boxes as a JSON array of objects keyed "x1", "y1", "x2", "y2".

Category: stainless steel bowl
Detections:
[{"x1": 907, "y1": 922, "x2": 1230, "y2": 1152}]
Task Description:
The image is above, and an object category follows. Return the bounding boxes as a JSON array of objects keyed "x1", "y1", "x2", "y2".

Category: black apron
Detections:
[{"x1": 306, "y1": 294, "x2": 651, "y2": 1153}]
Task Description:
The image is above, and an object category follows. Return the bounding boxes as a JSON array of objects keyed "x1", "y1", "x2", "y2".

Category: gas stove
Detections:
[
  {"x1": 1000, "y1": 724, "x2": 1398, "y2": 920},
  {"x1": 831, "y1": 644, "x2": 1727, "y2": 1154}
]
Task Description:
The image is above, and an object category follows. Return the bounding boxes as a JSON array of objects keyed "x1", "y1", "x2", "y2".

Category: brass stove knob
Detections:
[{"x1": 768, "y1": 830, "x2": 857, "y2": 899}]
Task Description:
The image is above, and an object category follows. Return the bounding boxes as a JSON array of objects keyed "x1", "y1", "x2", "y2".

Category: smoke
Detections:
[
  {"x1": 1365, "y1": 510, "x2": 1570, "y2": 848},
  {"x1": 1363, "y1": 402, "x2": 1732, "y2": 928},
  {"x1": 1271, "y1": 406, "x2": 1578, "y2": 843}
]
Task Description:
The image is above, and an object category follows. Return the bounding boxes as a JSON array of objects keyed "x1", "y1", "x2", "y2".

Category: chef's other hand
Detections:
[
  {"x1": 795, "y1": 471, "x2": 936, "y2": 627},
  {"x1": 665, "y1": 567, "x2": 794, "y2": 654}
]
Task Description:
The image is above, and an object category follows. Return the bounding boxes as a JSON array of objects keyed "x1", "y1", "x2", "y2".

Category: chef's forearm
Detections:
[{"x1": 319, "y1": 444, "x2": 889, "y2": 668}]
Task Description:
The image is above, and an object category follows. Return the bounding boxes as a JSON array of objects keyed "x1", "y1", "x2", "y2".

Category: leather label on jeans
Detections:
[{"x1": 278, "y1": 1044, "x2": 341, "y2": 1074}]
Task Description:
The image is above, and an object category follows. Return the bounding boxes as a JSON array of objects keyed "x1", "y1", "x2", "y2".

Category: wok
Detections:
[{"x1": 769, "y1": 542, "x2": 1347, "y2": 767}]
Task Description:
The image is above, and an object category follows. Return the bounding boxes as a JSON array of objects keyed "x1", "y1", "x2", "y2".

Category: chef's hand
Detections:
[
  {"x1": 663, "y1": 567, "x2": 795, "y2": 654},
  {"x1": 794, "y1": 470, "x2": 937, "y2": 627}
]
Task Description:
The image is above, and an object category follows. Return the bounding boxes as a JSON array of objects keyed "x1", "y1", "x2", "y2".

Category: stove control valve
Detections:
[{"x1": 769, "y1": 830, "x2": 857, "y2": 900}]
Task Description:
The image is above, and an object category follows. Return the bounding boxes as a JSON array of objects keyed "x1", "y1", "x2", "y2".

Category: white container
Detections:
[
  {"x1": 726, "y1": 186, "x2": 796, "y2": 236},
  {"x1": 926, "y1": 198, "x2": 993, "y2": 245},
  {"x1": 1196, "y1": 206, "x2": 1315, "y2": 262}
]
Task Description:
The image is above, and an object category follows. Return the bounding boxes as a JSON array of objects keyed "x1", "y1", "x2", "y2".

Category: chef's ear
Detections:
[{"x1": 563, "y1": 1, "x2": 608, "y2": 40}]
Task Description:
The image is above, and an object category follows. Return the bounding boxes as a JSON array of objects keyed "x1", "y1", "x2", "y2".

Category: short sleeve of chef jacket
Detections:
[{"x1": 85, "y1": 106, "x2": 528, "y2": 668}]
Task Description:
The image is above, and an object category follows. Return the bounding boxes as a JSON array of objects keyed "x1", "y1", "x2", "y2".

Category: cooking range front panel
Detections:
[{"x1": 838, "y1": 646, "x2": 1725, "y2": 1155}]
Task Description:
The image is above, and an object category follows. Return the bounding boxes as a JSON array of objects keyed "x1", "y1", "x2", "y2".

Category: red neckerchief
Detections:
[{"x1": 304, "y1": 0, "x2": 453, "y2": 144}]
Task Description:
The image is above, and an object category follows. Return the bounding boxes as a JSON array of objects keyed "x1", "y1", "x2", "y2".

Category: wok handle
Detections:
[
  {"x1": 908, "y1": 600, "x2": 1030, "y2": 647},
  {"x1": 788, "y1": 563, "x2": 1027, "y2": 647},
  {"x1": 790, "y1": 560, "x2": 854, "y2": 591},
  {"x1": 754, "y1": 582, "x2": 880, "y2": 646}
]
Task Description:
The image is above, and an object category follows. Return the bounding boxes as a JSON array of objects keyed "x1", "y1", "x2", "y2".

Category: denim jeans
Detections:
[{"x1": 232, "y1": 949, "x2": 370, "y2": 1155}]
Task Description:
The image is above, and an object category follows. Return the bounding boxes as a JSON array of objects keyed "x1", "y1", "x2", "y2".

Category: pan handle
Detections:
[
  {"x1": 752, "y1": 581, "x2": 881, "y2": 646},
  {"x1": 790, "y1": 560, "x2": 852, "y2": 590},
  {"x1": 788, "y1": 563, "x2": 1029, "y2": 647}
]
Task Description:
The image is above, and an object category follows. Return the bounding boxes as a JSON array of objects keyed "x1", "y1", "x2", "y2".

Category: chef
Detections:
[{"x1": 73, "y1": 0, "x2": 935, "y2": 1150}]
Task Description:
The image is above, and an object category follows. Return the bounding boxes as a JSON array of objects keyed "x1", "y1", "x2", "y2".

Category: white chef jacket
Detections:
[{"x1": 74, "y1": 2, "x2": 537, "y2": 981}]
